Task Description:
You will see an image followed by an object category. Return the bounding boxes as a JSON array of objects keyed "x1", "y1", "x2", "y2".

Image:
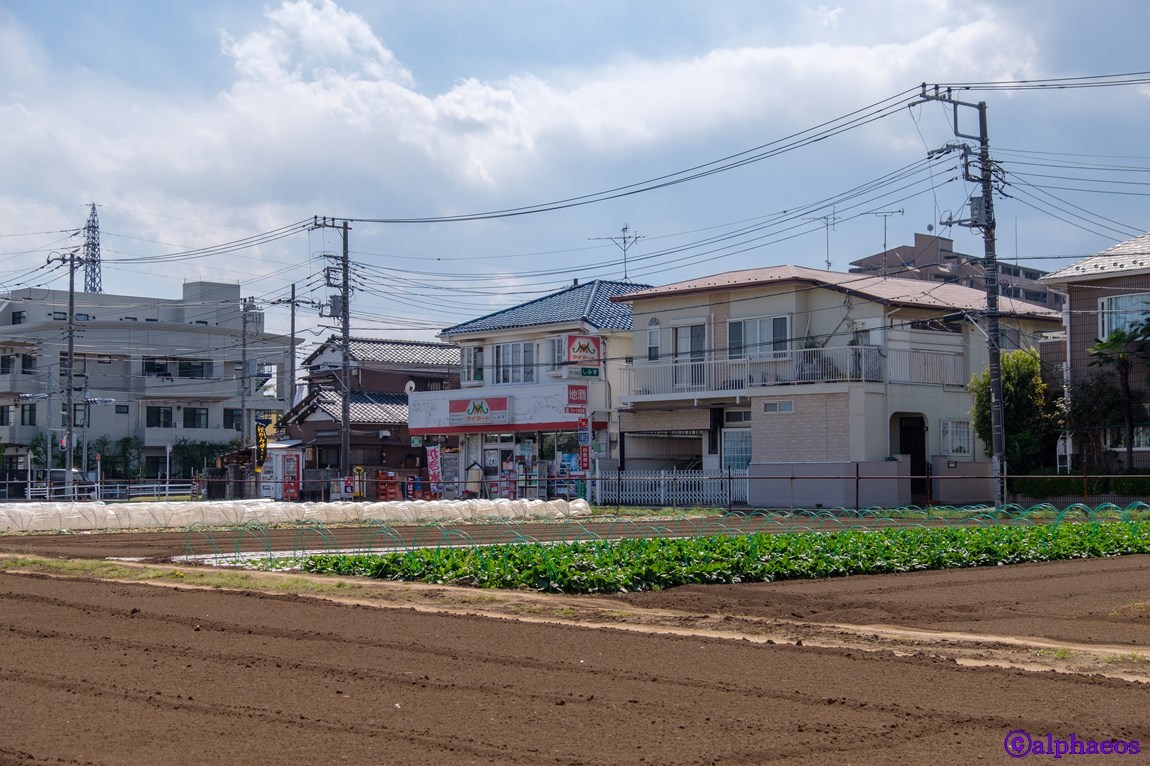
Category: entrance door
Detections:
[
  {"x1": 899, "y1": 416, "x2": 929, "y2": 504},
  {"x1": 674, "y1": 324, "x2": 706, "y2": 388}
]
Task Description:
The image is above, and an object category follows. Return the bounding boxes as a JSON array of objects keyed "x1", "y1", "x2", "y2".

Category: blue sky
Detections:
[{"x1": 3, "y1": 0, "x2": 1150, "y2": 352}]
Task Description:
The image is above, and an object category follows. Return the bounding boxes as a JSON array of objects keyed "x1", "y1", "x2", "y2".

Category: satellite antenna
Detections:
[{"x1": 403, "y1": 380, "x2": 416, "y2": 395}]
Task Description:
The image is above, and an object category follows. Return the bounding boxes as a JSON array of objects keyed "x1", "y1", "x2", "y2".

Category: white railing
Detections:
[
  {"x1": 625, "y1": 346, "x2": 885, "y2": 397},
  {"x1": 886, "y1": 349, "x2": 965, "y2": 385},
  {"x1": 595, "y1": 469, "x2": 748, "y2": 507}
]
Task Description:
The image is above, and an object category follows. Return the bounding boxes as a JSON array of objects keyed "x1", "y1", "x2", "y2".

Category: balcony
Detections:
[
  {"x1": 622, "y1": 346, "x2": 965, "y2": 400},
  {"x1": 0, "y1": 425, "x2": 44, "y2": 446},
  {"x1": 139, "y1": 426, "x2": 242, "y2": 447},
  {"x1": 139, "y1": 374, "x2": 240, "y2": 400}
]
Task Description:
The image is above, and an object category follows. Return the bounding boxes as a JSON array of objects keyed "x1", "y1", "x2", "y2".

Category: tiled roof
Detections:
[
  {"x1": 442, "y1": 280, "x2": 650, "y2": 336},
  {"x1": 1041, "y1": 233, "x2": 1150, "y2": 283},
  {"x1": 303, "y1": 337, "x2": 460, "y2": 367},
  {"x1": 311, "y1": 389, "x2": 409, "y2": 424},
  {"x1": 614, "y1": 264, "x2": 1060, "y2": 319}
]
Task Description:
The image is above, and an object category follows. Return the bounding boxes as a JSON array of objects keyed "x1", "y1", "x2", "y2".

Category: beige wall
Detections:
[{"x1": 751, "y1": 392, "x2": 850, "y2": 462}]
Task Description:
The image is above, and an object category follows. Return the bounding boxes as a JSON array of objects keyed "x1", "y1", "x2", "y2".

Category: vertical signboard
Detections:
[{"x1": 566, "y1": 335, "x2": 603, "y2": 378}]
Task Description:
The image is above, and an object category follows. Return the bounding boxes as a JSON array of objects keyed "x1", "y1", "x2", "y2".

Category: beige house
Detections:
[{"x1": 612, "y1": 266, "x2": 1061, "y2": 507}]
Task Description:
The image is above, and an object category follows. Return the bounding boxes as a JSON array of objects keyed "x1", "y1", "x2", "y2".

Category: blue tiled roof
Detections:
[{"x1": 442, "y1": 280, "x2": 649, "y2": 336}]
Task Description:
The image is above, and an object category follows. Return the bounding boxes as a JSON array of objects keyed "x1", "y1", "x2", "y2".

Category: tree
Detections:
[
  {"x1": 969, "y1": 350, "x2": 1052, "y2": 474},
  {"x1": 1057, "y1": 373, "x2": 1126, "y2": 472},
  {"x1": 1088, "y1": 327, "x2": 1148, "y2": 470}
]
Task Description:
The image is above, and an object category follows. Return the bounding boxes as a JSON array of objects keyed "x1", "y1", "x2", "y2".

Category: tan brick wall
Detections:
[
  {"x1": 620, "y1": 408, "x2": 710, "y2": 432},
  {"x1": 752, "y1": 393, "x2": 850, "y2": 462}
]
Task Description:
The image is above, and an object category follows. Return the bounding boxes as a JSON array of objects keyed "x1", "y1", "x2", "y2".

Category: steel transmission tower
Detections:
[{"x1": 83, "y1": 203, "x2": 102, "y2": 293}]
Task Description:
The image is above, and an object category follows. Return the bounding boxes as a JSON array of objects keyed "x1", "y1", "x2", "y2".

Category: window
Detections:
[
  {"x1": 143, "y1": 358, "x2": 171, "y2": 377},
  {"x1": 52, "y1": 311, "x2": 66, "y2": 321},
  {"x1": 461, "y1": 346, "x2": 484, "y2": 384},
  {"x1": 543, "y1": 336, "x2": 565, "y2": 374},
  {"x1": 146, "y1": 406, "x2": 173, "y2": 428},
  {"x1": 762, "y1": 400, "x2": 794, "y2": 414},
  {"x1": 19, "y1": 403, "x2": 36, "y2": 426},
  {"x1": 115, "y1": 404, "x2": 129, "y2": 414},
  {"x1": 178, "y1": 359, "x2": 208, "y2": 379},
  {"x1": 65, "y1": 403, "x2": 86, "y2": 428},
  {"x1": 724, "y1": 409, "x2": 752, "y2": 424},
  {"x1": 493, "y1": 341, "x2": 535, "y2": 384},
  {"x1": 647, "y1": 327, "x2": 660, "y2": 361},
  {"x1": 0, "y1": 355, "x2": 11, "y2": 375},
  {"x1": 223, "y1": 408, "x2": 243, "y2": 430},
  {"x1": 721, "y1": 429, "x2": 753, "y2": 470},
  {"x1": 59, "y1": 353, "x2": 87, "y2": 376},
  {"x1": 75, "y1": 313, "x2": 91, "y2": 321},
  {"x1": 940, "y1": 418, "x2": 972, "y2": 456},
  {"x1": 1100, "y1": 293, "x2": 1150, "y2": 337},
  {"x1": 673, "y1": 324, "x2": 706, "y2": 388},
  {"x1": 0, "y1": 405, "x2": 11, "y2": 426},
  {"x1": 728, "y1": 316, "x2": 790, "y2": 359},
  {"x1": 11, "y1": 310, "x2": 25, "y2": 325},
  {"x1": 183, "y1": 407, "x2": 208, "y2": 429},
  {"x1": 20, "y1": 354, "x2": 36, "y2": 374}
]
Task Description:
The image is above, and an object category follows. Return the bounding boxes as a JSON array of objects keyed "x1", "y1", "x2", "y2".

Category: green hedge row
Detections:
[
  {"x1": 299, "y1": 521, "x2": 1150, "y2": 594},
  {"x1": 1010, "y1": 471, "x2": 1150, "y2": 498}
]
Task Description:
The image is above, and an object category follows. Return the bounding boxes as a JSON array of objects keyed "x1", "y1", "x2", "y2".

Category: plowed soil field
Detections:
[{"x1": 1, "y1": 526, "x2": 1148, "y2": 765}]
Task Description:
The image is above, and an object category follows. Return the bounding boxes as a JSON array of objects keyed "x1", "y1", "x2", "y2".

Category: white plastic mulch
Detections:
[{"x1": 0, "y1": 497, "x2": 591, "y2": 533}]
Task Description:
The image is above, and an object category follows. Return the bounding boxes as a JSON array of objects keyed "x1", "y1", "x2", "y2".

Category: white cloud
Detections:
[{"x1": 805, "y1": 4, "x2": 843, "y2": 28}]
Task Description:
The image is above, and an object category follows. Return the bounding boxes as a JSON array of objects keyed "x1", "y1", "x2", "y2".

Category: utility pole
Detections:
[
  {"x1": 269, "y1": 284, "x2": 320, "y2": 411},
  {"x1": 590, "y1": 223, "x2": 644, "y2": 281},
  {"x1": 312, "y1": 217, "x2": 353, "y2": 479},
  {"x1": 915, "y1": 83, "x2": 1006, "y2": 506},
  {"x1": 47, "y1": 247, "x2": 82, "y2": 496},
  {"x1": 240, "y1": 296, "x2": 253, "y2": 450}
]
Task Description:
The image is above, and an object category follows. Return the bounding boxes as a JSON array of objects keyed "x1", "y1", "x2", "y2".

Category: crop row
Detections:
[{"x1": 299, "y1": 521, "x2": 1150, "y2": 594}]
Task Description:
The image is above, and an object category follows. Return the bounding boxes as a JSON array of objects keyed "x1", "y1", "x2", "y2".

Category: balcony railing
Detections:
[{"x1": 623, "y1": 345, "x2": 964, "y2": 398}]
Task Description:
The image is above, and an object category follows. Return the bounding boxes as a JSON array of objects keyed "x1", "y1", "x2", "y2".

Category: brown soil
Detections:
[{"x1": 1, "y1": 526, "x2": 1148, "y2": 764}]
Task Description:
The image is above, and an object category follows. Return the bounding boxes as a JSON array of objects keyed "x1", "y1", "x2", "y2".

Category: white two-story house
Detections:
[
  {"x1": 613, "y1": 266, "x2": 1061, "y2": 507},
  {"x1": 408, "y1": 279, "x2": 644, "y2": 500}
]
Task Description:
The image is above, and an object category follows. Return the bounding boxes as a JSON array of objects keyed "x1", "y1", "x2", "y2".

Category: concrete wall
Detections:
[{"x1": 748, "y1": 459, "x2": 910, "y2": 509}]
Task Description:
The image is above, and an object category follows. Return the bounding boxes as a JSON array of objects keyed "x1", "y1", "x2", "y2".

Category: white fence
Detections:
[{"x1": 594, "y1": 469, "x2": 748, "y2": 508}]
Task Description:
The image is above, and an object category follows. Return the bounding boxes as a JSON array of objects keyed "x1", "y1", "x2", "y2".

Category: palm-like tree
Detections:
[{"x1": 1089, "y1": 326, "x2": 1149, "y2": 469}]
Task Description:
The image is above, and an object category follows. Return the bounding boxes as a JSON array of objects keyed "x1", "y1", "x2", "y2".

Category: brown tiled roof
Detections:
[{"x1": 614, "y1": 264, "x2": 1059, "y2": 319}]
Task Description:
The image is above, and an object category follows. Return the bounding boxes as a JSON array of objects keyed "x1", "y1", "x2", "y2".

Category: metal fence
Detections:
[{"x1": 594, "y1": 469, "x2": 748, "y2": 508}]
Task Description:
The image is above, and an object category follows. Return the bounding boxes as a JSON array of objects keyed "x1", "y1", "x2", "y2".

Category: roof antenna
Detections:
[{"x1": 590, "y1": 223, "x2": 644, "y2": 281}]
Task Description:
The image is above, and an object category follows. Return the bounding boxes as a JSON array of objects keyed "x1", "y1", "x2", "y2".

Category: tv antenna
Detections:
[{"x1": 590, "y1": 223, "x2": 644, "y2": 281}]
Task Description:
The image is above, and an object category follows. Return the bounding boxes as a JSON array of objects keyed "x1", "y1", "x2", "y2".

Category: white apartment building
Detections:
[{"x1": 0, "y1": 281, "x2": 293, "y2": 480}]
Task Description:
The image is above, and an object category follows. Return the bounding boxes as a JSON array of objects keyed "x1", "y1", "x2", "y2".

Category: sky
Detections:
[{"x1": 3, "y1": 0, "x2": 1150, "y2": 356}]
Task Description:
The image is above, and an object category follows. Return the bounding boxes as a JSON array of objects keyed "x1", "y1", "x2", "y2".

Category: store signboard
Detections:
[
  {"x1": 448, "y1": 397, "x2": 510, "y2": 425},
  {"x1": 579, "y1": 445, "x2": 591, "y2": 470},
  {"x1": 567, "y1": 384, "x2": 589, "y2": 405},
  {"x1": 566, "y1": 335, "x2": 602, "y2": 379}
]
